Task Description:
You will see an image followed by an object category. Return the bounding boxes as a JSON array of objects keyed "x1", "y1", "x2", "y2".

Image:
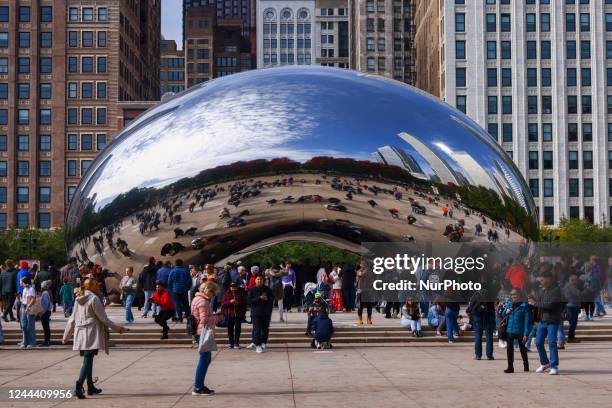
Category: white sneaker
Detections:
[
  {"x1": 535, "y1": 364, "x2": 550, "y2": 373},
  {"x1": 261, "y1": 343, "x2": 267, "y2": 351},
  {"x1": 549, "y1": 368, "x2": 558, "y2": 375},
  {"x1": 255, "y1": 346, "x2": 263, "y2": 353},
  {"x1": 246, "y1": 342, "x2": 255, "y2": 349},
  {"x1": 233, "y1": 344, "x2": 241, "y2": 349}
]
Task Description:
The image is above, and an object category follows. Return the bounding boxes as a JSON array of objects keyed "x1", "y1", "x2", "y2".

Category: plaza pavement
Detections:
[{"x1": 1, "y1": 308, "x2": 611, "y2": 408}]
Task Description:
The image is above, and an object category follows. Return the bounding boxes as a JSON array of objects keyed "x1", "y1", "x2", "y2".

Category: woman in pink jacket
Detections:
[{"x1": 190, "y1": 282, "x2": 220, "y2": 396}]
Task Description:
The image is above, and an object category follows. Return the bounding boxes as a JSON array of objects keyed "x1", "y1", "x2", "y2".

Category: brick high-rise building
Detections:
[
  {"x1": 0, "y1": 1, "x2": 160, "y2": 229},
  {"x1": 185, "y1": 5, "x2": 215, "y2": 87},
  {"x1": 214, "y1": 19, "x2": 252, "y2": 77},
  {"x1": 315, "y1": 0, "x2": 350, "y2": 68},
  {"x1": 160, "y1": 39, "x2": 185, "y2": 94}
]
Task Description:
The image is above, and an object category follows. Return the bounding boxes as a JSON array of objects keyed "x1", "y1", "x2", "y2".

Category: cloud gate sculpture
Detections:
[{"x1": 65, "y1": 67, "x2": 538, "y2": 301}]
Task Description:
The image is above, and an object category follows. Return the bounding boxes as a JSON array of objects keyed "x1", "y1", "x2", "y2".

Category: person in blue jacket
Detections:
[
  {"x1": 167, "y1": 259, "x2": 192, "y2": 322},
  {"x1": 499, "y1": 289, "x2": 531, "y2": 373},
  {"x1": 312, "y1": 310, "x2": 334, "y2": 349},
  {"x1": 16, "y1": 261, "x2": 32, "y2": 296}
]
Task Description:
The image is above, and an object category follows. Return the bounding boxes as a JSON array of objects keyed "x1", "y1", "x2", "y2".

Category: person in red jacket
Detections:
[
  {"x1": 246, "y1": 266, "x2": 259, "y2": 291},
  {"x1": 150, "y1": 281, "x2": 175, "y2": 339},
  {"x1": 505, "y1": 260, "x2": 528, "y2": 290},
  {"x1": 221, "y1": 283, "x2": 247, "y2": 348}
]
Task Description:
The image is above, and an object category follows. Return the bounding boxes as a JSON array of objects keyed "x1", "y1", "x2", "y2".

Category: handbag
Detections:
[
  {"x1": 198, "y1": 326, "x2": 217, "y2": 352},
  {"x1": 497, "y1": 315, "x2": 509, "y2": 341},
  {"x1": 27, "y1": 295, "x2": 44, "y2": 317}
]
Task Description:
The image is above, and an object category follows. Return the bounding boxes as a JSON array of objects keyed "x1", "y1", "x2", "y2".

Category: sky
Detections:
[{"x1": 161, "y1": 0, "x2": 183, "y2": 49}]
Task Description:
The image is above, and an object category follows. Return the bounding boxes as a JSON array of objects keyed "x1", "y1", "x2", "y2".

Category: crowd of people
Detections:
[{"x1": 0, "y1": 252, "x2": 610, "y2": 397}]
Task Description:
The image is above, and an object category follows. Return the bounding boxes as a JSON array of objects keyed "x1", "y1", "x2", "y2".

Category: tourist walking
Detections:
[
  {"x1": 247, "y1": 275, "x2": 274, "y2": 353},
  {"x1": 19, "y1": 276, "x2": 37, "y2": 349},
  {"x1": 356, "y1": 260, "x2": 374, "y2": 325},
  {"x1": 168, "y1": 259, "x2": 191, "y2": 322},
  {"x1": 281, "y1": 262, "x2": 296, "y2": 312},
  {"x1": 266, "y1": 265, "x2": 286, "y2": 322},
  {"x1": 529, "y1": 267, "x2": 564, "y2": 375},
  {"x1": 60, "y1": 277, "x2": 75, "y2": 317},
  {"x1": 190, "y1": 282, "x2": 220, "y2": 396},
  {"x1": 39, "y1": 280, "x2": 53, "y2": 346},
  {"x1": 562, "y1": 274, "x2": 582, "y2": 342},
  {"x1": 468, "y1": 291, "x2": 496, "y2": 360},
  {"x1": 119, "y1": 267, "x2": 137, "y2": 324},
  {"x1": 62, "y1": 278, "x2": 127, "y2": 399},
  {"x1": 1, "y1": 259, "x2": 17, "y2": 322},
  {"x1": 221, "y1": 282, "x2": 246, "y2": 348},
  {"x1": 139, "y1": 257, "x2": 159, "y2": 318},
  {"x1": 150, "y1": 282, "x2": 175, "y2": 339},
  {"x1": 499, "y1": 289, "x2": 531, "y2": 373}
]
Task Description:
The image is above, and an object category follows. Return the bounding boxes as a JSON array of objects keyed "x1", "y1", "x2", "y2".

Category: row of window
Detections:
[
  {"x1": 0, "y1": 6, "x2": 53, "y2": 23},
  {"x1": 161, "y1": 58, "x2": 185, "y2": 68},
  {"x1": 0, "y1": 83, "x2": 52, "y2": 100},
  {"x1": 263, "y1": 23, "x2": 312, "y2": 35},
  {"x1": 487, "y1": 121, "x2": 612, "y2": 143},
  {"x1": 263, "y1": 53, "x2": 313, "y2": 64},
  {"x1": 528, "y1": 178, "x2": 595, "y2": 199},
  {"x1": 0, "y1": 213, "x2": 52, "y2": 229},
  {"x1": 160, "y1": 71, "x2": 184, "y2": 81},
  {"x1": 456, "y1": 39, "x2": 603, "y2": 61},
  {"x1": 0, "y1": 186, "x2": 53, "y2": 204},
  {"x1": 68, "y1": 7, "x2": 108, "y2": 23},
  {"x1": 456, "y1": 94, "x2": 594, "y2": 116},
  {"x1": 527, "y1": 150, "x2": 595, "y2": 170},
  {"x1": 0, "y1": 109, "x2": 53, "y2": 126},
  {"x1": 0, "y1": 31, "x2": 55, "y2": 49},
  {"x1": 68, "y1": 31, "x2": 107, "y2": 48},
  {"x1": 0, "y1": 136, "x2": 51, "y2": 152},
  {"x1": 67, "y1": 56, "x2": 107, "y2": 74},
  {"x1": 66, "y1": 108, "x2": 107, "y2": 126},
  {"x1": 68, "y1": 82, "x2": 107, "y2": 100},
  {"x1": 263, "y1": 38, "x2": 313, "y2": 49}
]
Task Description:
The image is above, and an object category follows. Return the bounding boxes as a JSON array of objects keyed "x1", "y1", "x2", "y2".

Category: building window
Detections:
[
  {"x1": 18, "y1": 32, "x2": 30, "y2": 48},
  {"x1": 68, "y1": 83, "x2": 78, "y2": 99},
  {"x1": 569, "y1": 178, "x2": 579, "y2": 197},
  {"x1": 541, "y1": 13, "x2": 551, "y2": 32},
  {"x1": 19, "y1": 6, "x2": 31, "y2": 22},
  {"x1": 502, "y1": 96, "x2": 512, "y2": 114},
  {"x1": 40, "y1": 6, "x2": 53, "y2": 23},
  {"x1": 581, "y1": 68, "x2": 591, "y2": 87},
  {"x1": 456, "y1": 68, "x2": 466, "y2": 87},
  {"x1": 68, "y1": 31, "x2": 78, "y2": 47},
  {"x1": 82, "y1": 31, "x2": 94, "y2": 47},
  {"x1": 583, "y1": 151, "x2": 593, "y2": 169},
  {"x1": 526, "y1": 14, "x2": 536, "y2": 32},
  {"x1": 529, "y1": 179, "x2": 539, "y2": 198},
  {"x1": 40, "y1": 32, "x2": 52, "y2": 48},
  {"x1": 17, "y1": 213, "x2": 28, "y2": 228},
  {"x1": 18, "y1": 135, "x2": 29, "y2": 151},
  {"x1": 501, "y1": 68, "x2": 512, "y2": 87},
  {"x1": 542, "y1": 96, "x2": 552, "y2": 114},
  {"x1": 566, "y1": 13, "x2": 576, "y2": 31},
  {"x1": 528, "y1": 123, "x2": 538, "y2": 142},
  {"x1": 40, "y1": 109, "x2": 51, "y2": 125},
  {"x1": 40, "y1": 57, "x2": 52, "y2": 74},
  {"x1": 82, "y1": 83, "x2": 93, "y2": 99},
  {"x1": 81, "y1": 160, "x2": 92, "y2": 176},
  {"x1": 97, "y1": 57, "x2": 107, "y2": 73},
  {"x1": 67, "y1": 186, "x2": 76, "y2": 203},
  {"x1": 17, "y1": 187, "x2": 29, "y2": 203},
  {"x1": 526, "y1": 68, "x2": 537, "y2": 87},
  {"x1": 0, "y1": 187, "x2": 5, "y2": 203},
  {"x1": 569, "y1": 151, "x2": 579, "y2": 169},
  {"x1": 582, "y1": 123, "x2": 592, "y2": 142},
  {"x1": 18, "y1": 57, "x2": 30, "y2": 73},
  {"x1": 81, "y1": 108, "x2": 93, "y2": 125},
  {"x1": 0, "y1": 58, "x2": 7, "y2": 74},
  {"x1": 39, "y1": 160, "x2": 51, "y2": 177},
  {"x1": 543, "y1": 180, "x2": 553, "y2": 198},
  {"x1": 18, "y1": 109, "x2": 29, "y2": 125},
  {"x1": 0, "y1": 110, "x2": 6, "y2": 125},
  {"x1": 500, "y1": 14, "x2": 511, "y2": 32},
  {"x1": 456, "y1": 41, "x2": 466, "y2": 59},
  {"x1": 98, "y1": 8, "x2": 108, "y2": 21},
  {"x1": 67, "y1": 108, "x2": 78, "y2": 124},
  {"x1": 82, "y1": 57, "x2": 94, "y2": 73},
  {"x1": 83, "y1": 8, "x2": 94, "y2": 21},
  {"x1": 68, "y1": 57, "x2": 78, "y2": 73},
  {"x1": 81, "y1": 134, "x2": 93, "y2": 151},
  {"x1": 97, "y1": 83, "x2": 107, "y2": 99},
  {"x1": 38, "y1": 213, "x2": 51, "y2": 229},
  {"x1": 486, "y1": 14, "x2": 496, "y2": 32},
  {"x1": 487, "y1": 41, "x2": 496, "y2": 59},
  {"x1": 583, "y1": 178, "x2": 593, "y2": 197},
  {"x1": 39, "y1": 135, "x2": 51, "y2": 151},
  {"x1": 488, "y1": 96, "x2": 498, "y2": 114},
  {"x1": 67, "y1": 134, "x2": 78, "y2": 150},
  {"x1": 0, "y1": 7, "x2": 8, "y2": 23},
  {"x1": 40, "y1": 83, "x2": 52, "y2": 99},
  {"x1": 17, "y1": 161, "x2": 29, "y2": 177},
  {"x1": 68, "y1": 8, "x2": 79, "y2": 21},
  {"x1": 607, "y1": 14, "x2": 612, "y2": 32},
  {"x1": 542, "y1": 124, "x2": 552, "y2": 142},
  {"x1": 97, "y1": 108, "x2": 107, "y2": 125},
  {"x1": 580, "y1": 40, "x2": 591, "y2": 59},
  {"x1": 582, "y1": 95, "x2": 592, "y2": 114},
  {"x1": 39, "y1": 187, "x2": 51, "y2": 203},
  {"x1": 488, "y1": 123, "x2": 498, "y2": 140},
  {"x1": 455, "y1": 14, "x2": 465, "y2": 32},
  {"x1": 567, "y1": 68, "x2": 577, "y2": 86},
  {"x1": 98, "y1": 31, "x2": 106, "y2": 48},
  {"x1": 0, "y1": 160, "x2": 6, "y2": 176},
  {"x1": 96, "y1": 134, "x2": 106, "y2": 150},
  {"x1": 67, "y1": 160, "x2": 77, "y2": 177},
  {"x1": 543, "y1": 151, "x2": 553, "y2": 170},
  {"x1": 567, "y1": 41, "x2": 576, "y2": 59},
  {"x1": 502, "y1": 123, "x2": 512, "y2": 142},
  {"x1": 501, "y1": 41, "x2": 511, "y2": 59},
  {"x1": 16, "y1": 83, "x2": 29, "y2": 99},
  {"x1": 0, "y1": 32, "x2": 8, "y2": 48},
  {"x1": 529, "y1": 151, "x2": 539, "y2": 169},
  {"x1": 580, "y1": 13, "x2": 590, "y2": 32},
  {"x1": 567, "y1": 96, "x2": 577, "y2": 114},
  {"x1": 487, "y1": 68, "x2": 498, "y2": 87},
  {"x1": 541, "y1": 41, "x2": 551, "y2": 59},
  {"x1": 456, "y1": 96, "x2": 467, "y2": 113},
  {"x1": 527, "y1": 41, "x2": 537, "y2": 59}
]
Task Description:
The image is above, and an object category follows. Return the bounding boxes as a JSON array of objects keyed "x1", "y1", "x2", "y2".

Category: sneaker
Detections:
[
  {"x1": 487, "y1": 356, "x2": 494, "y2": 361},
  {"x1": 549, "y1": 368, "x2": 558, "y2": 375},
  {"x1": 227, "y1": 344, "x2": 235, "y2": 349},
  {"x1": 448, "y1": 340, "x2": 454, "y2": 344},
  {"x1": 19, "y1": 344, "x2": 26, "y2": 349},
  {"x1": 233, "y1": 344, "x2": 241, "y2": 349},
  {"x1": 504, "y1": 368, "x2": 514, "y2": 373},
  {"x1": 558, "y1": 344, "x2": 565, "y2": 350},
  {"x1": 26, "y1": 345, "x2": 35, "y2": 349},
  {"x1": 246, "y1": 342, "x2": 255, "y2": 349},
  {"x1": 255, "y1": 346, "x2": 263, "y2": 353},
  {"x1": 191, "y1": 387, "x2": 215, "y2": 396},
  {"x1": 474, "y1": 356, "x2": 481, "y2": 360},
  {"x1": 261, "y1": 343, "x2": 267, "y2": 351},
  {"x1": 535, "y1": 364, "x2": 550, "y2": 373}
]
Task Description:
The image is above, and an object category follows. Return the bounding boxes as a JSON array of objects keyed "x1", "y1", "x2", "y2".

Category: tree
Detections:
[{"x1": 0, "y1": 227, "x2": 67, "y2": 266}]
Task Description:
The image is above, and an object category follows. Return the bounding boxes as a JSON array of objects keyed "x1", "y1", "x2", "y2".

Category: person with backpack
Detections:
[
  {"x1": 468, "y1": 287, "x2": 496, "y2": 360},
  {"x1": 139, "y1": 257, "x2": 159, "y2": 318},
  {"x1": 149, "y1": 281, "x2": 175, "y2": 340},
  {"x1": 499, "y1": 289, "x2": 531, "y2": 373},
  {"x1": 221, "y1": 282, "x2": 246, "y2": 348},
  {"x1": 528, "y1": 266, "x2": 564, "y2": 375}
]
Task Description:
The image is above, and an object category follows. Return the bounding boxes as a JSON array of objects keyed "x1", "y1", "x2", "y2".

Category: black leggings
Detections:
[
  {"x1": 506, "y1": 334, "x2": 529, "y2": 370},
  {"x1": 78, "y1": 351, "x2": 96, "y2": 386},
  {"x1": 358, "y1": 302, "x2": 374, "y2": 319},
  {"x1": 582, "y1": 302, "x2": 595, "y2": 316},
  {"x1": 283, "y1": 286, "x2": 294, "y2": 311},
  {"x1": 227, "y1": 316, "x2": 242, "y2": 345}
]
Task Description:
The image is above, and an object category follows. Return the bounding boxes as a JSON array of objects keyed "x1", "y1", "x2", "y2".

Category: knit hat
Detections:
[
  {"x1": 314, "y1": 292, "x2": 322, "y2": 299},
  {"x1": 20, "y1": 261, "x2": 29, "y2": 269}
]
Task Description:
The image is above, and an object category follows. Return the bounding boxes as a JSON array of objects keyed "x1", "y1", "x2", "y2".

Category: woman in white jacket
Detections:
[{"x1": 63, "y1": 278, "x2": 127, "y2": 399}]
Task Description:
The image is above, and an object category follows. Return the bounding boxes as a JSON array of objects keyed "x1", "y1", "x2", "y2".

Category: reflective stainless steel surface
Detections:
[{"x1": 66, "y1": 67, "x2": 537, "y2": 299}]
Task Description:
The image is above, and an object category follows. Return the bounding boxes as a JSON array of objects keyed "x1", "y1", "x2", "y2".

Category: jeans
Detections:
[
  {"x1": 124, "y1": 293, "x2": 134, "y2": 322},
  {"x1": 566, "y1": 305, "x2": 580, "y2": 339},
  {"x1": 595, "y1": 295, "x2": 606, "y2": 316},
  {"x1": 536, "y1": 322, "x2": 559, "y2": 369},
  {"x1": 227, "y1": 316, "x2": 242, "y2": 346},
  {"x1": 472, "y1": 314, "x2": 495, "y2": 358},
  {"x1": 252, "y1": 315, "x2": 270, "y2": 345},
  {"x1": 557, "y1": 321, "x2": 566, "y2": 345},
  {"x1": 40, "y1": 310, "x2": 51, "y2": 344},
  {"x1": 445, "y1": 308, "x2": 459, "y2": 342},
  {"x1": 608, "y1": 282, "x2": 612, "y2": 307},
  {"x1": 63, "y1": 302, "x2": 73, "y2": 315},
  {"x1": 143, "y1": 290, "x2": 158, "y2": 317},
  {"x1": 19, "y1": 305, "x2": 36, "y2": 346},
  {"x1": 193, "y1": 337, "x2": 212, "y2": 390},
  {"x1": 525, "y1": 325, "x2": 536, "y2": 350},
  {"x1": 172, "y1": 292, "x2": 190, "y2": 321},
  {"x1": 78, "y1": 351, "x2": 96, "y2": 386}
]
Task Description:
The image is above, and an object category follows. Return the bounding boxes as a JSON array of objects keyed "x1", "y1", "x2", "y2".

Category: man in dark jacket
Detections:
[
  {"x1": 139, "y1": 257, "x2": 159, "y2": 318},
  {"x1": 312, "y1": 310, "x2": 334, "y2": 349},
  {"x1": 168, "y1": 259, "x2": 191, "y2": 322},
  {"x1": 247, "y1": 275, "x2": 274, "y2": 353},
  {"x1": 340, "y1": 263, "x2": 356, "y2": 312},
  {"x1": 1, "y1": 260, "x2": 18, "y2": 321},
  {"x1": 468, "y1": 287, "x2": 496, "y2": 360},
  {"x1": 528, "y1": 266, "x2": 564, "y2": 375}
]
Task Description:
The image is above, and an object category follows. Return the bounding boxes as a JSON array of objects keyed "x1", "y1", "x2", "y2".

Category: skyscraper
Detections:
[
  {"x1": 0, "y1": 1, "x2": 160, "y2": 229},
  {"x1": 160, "y1": 39, "x2": 185, "y2": 95},
  {"x1": 184, "y1": 4, "x2": 215, "y2": 86},
  {"x1": 413, "y1": 0, "x2": 612, "y2": 226}
]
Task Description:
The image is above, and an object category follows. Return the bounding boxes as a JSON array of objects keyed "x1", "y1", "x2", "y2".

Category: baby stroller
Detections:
[{"x1": 302, "y1": 282, "x2": 318, "y2": 310}]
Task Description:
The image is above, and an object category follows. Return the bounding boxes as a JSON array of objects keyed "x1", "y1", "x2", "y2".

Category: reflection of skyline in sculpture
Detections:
[
  {"x1": 493, "y1": 160, "x2": 527, "y2": 209},
  {"x1": 399, "y1": 132, "x2": 460, "y2": 185},
  {"x1": 447, "y1": 151, "x2": 499, "y2": 193},
  {"x1": 372, "y1": 145, "x2": 428, "y2": 180}
]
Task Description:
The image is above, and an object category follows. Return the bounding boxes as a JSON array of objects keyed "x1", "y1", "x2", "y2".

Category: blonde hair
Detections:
[
  {"x1": 75, "y1": 278, "x2": 97, "y2": 297},
  {"x1": 199, "y1": 282, "x2": 219, "y2": 294}
]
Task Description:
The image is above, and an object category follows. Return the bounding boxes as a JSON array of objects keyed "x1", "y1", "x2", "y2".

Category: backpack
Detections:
[{"x1": 186, "y1": 314, "x2": 198, "y2": 336}]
